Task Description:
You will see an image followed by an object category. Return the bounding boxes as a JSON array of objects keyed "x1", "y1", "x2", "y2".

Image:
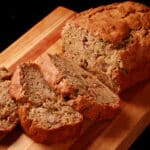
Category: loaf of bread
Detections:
[
  {"x1": 0, "y1": 68, "x2": 19, "y2": 140},
  {"x1": 38, "y1": 54, "x2": 120, "y2": 120},
  {"x1": 62, "y1": 1, "x2": 150, "y2": 93},
  {"x1": 9, "y1": 63, "x2": 83, "y2": 144}
]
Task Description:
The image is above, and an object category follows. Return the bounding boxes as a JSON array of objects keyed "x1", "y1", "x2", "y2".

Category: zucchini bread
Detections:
[
  {"x1": 38, "y1": 54, "x2": 120, "y2": 121},
  {"x1": 62, "y1": 1, "x2": 150, "y2": 93},
  {"x1": 9, "y1": 63, "x2": 83, "y2": 144},
  {"x1": 0, "y1": 68, "x2": 19, "y2": 140}
]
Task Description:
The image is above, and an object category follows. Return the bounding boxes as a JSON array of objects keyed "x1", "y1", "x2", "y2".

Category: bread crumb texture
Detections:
[{"x1": 0, "y1": 68, "x2": 18, "y2": 140}]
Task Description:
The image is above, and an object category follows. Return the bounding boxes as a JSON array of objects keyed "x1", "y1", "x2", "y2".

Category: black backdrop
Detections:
[
  {"x1": 0, "y1": 0, "x2": 149, "y2": 149},
  {"x1": 0, "y1": 0, "x2": 150, "y2": 52}
]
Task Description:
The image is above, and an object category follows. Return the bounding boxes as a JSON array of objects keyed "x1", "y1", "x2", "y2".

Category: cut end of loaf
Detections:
[{"x1": 62, "y1": 1, "x2": 150, "y2": 93}]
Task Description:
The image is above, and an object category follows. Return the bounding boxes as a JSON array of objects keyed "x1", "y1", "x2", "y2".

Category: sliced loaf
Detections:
[
  {"x1": 38, "y1": 54, "x2": 120, "y2": 120},
  {"x1": 9, "y1": 63, "x2": 83, "y2": 144},
  {"x1": 0, "y1": 67, "x2": 19, "y2": 140},
  {"x1": 62, "y1": 1, "x2": 150, "y2": 93}
]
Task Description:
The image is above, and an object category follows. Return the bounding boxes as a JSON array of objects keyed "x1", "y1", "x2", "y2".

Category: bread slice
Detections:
[
  {"x1": 0, "y1": 67, "x2": 19, "y2": 140},
  {"x1": 9, "y1": 63, "x2": 83, "y2": 144},
  {"x1": 38, "y1": 54, "x2": 120, "y2": 120},
  {"x1": 62, "y1": 1, "x2": 150, "y2": 93}
]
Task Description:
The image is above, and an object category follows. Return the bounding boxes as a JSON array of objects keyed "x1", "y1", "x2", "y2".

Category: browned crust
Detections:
[
  {"x1": 37, "y1": 54, "x2": 74, "y2": 96},
  {"x1": 69, "y1": 1, "x2": 150, "y2": 43},
  {"x1": 0, "y1": 119, "x2": 18, "y2": 141},
  {"x1": 62, "y1": 1, "x2": 150, "y2": 93},
  {"x1": 68, "y1": 96, "x2": 119, "y2": 121},
  {"x1": 37, "y1": 55, "x2": 61, "y2": 89},
  {"x1": 0, "y1": 67, "x2": 12, "y2": 81},
  {"x1": 9, "y1": 66, "x2": 25, "y2": 102},
  {"x1": 112, "y1": 62, "x2": 150, "y2": 93},
  {"x1": 18, "y1": 104, "x2": 82, "y2": 144},
  {"x1": 0, "y1": 130, "x2": 9, "y2": 141}
]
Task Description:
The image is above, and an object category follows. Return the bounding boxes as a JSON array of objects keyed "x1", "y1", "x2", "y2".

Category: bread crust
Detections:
[
  {"x1": 62, "y1": 1, "x2": 150, "y2": 93},
  {"x1": 0, "y1": 67, "x2": 12, "y2": 81},
  {"x1": 0, "y1": 120, "x2": 18, "y2": 141},
  {"x1": 112, "y1": 62, "x2": 150, "y2": 92},
  {"x1": 18, "y1": 104, "x2": 82, "y2": 144},
  {"x1": 9, "y1": 66, "x2": 25, "y2": 102},
  {"x1": 68, "y1": 96, "x2": 119, "y2": 121},
  {"x1": 69, "y1": 1, "x2": 150, "y2": 43}
]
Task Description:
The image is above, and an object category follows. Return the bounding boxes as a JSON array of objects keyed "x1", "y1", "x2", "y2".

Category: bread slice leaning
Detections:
[
  {"x1": 0, "y1": 68, "x2": 19, "y2": 140},
  {"x1": 9, "y1": 63, "x2": 83, "y2": 144},
  {"x1": 38, "y1": 54, "x2": 120, "y2": 121}
]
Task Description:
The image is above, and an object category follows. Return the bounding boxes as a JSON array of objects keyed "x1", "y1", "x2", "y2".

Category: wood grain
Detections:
[
  {"x1": 0, "y1": 7, "x2": 74, "y2": 71},
  {"x1": 0, "y1": 7, "x2": 149, "y2": 150}
]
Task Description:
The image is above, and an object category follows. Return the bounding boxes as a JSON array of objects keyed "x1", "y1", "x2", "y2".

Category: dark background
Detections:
[{"x1": 0, "y1": 0, "x2": 149, "y2": 149}]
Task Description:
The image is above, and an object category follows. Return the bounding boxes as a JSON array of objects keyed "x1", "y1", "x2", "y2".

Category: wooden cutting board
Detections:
[{"x1": 0, "y1": 7, "x2": 150, "y2": 150}]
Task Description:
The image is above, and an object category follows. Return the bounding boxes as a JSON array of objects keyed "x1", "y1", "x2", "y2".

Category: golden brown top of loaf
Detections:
[{"x1": 70, "y1": 1, "x2": 150, "y2": 43}]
